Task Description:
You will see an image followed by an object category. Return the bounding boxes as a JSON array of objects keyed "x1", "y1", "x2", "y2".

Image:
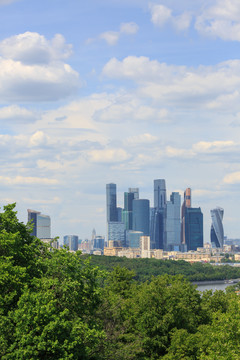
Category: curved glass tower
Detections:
[{"x1": 210, "y1": 207, "x2": 224, "y2": 248}]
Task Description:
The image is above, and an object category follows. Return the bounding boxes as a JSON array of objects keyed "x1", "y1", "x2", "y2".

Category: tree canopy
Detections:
[{"x1": 1, "y1": 204, "x2": 240, "y2": 359}]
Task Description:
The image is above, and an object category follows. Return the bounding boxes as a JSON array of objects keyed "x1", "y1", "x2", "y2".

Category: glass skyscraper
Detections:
[
  {"x1": 184, "y1": 207, "x2": 203, "y2": 251},
  {"x1": 165, "y1": 192, "x2": 181, "y2": 251},
  {"x1": 63, "y1": 235, "x2": 78, "y2": 251},
  {"x1": 106, "y1": 183, "x2": 118, "y2": 222},
  {"x1": 210, "y1": 207, "x2": 224, "y2": 248},
  {"x1": 132, "y1": 199, "x2": 150, "y2": 236},
  {"x1": 28, "y1": 209, "x2": 51, "y2": 239},
  {"x1": 152, "y1": 179, "x2": 166, "y2": 249}
]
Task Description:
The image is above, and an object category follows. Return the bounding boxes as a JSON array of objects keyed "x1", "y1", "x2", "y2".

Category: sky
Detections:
[{"x1": 1, "y1": 0, "x2": 240, "y2": 242}]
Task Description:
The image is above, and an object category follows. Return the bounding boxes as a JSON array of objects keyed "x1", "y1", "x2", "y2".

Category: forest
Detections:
[
  {"x1": 1, "y1": 204, "x2": 240, "y2": 359},
  {"x1": 83, "y1": 253, "x2": 240, "y2": 282}
]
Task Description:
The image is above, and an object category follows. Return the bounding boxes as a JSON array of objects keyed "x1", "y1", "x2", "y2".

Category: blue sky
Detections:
[{"x1": 1, "y1": 0, "x2": 240, "y2": 242}]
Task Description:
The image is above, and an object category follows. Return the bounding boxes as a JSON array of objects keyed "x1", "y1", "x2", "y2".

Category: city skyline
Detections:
[{"x1": 1, "y1": 1, "x2": 240, "y2": 241}]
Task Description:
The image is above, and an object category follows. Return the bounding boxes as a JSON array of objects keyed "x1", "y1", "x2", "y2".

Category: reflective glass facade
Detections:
[{"x1": 185, "y1": 207, "x2": 203, "y2": 250}]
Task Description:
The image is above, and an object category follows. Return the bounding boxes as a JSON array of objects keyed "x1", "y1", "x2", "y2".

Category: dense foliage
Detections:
[
  {"x1": 82, "y1": 254, "x2": 240, "y2": 282},
  {"x1": 1, "y1": 204, "x2": 240, "y2": 359}
]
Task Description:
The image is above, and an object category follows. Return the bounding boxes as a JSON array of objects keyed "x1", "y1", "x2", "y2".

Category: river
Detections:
[{"x1": 193, "y1": 280, "x2": 239, "y2": 292}]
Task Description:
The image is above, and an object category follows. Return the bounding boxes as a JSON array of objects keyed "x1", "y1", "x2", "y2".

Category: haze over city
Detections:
[{"x1": 1, "y1": 0, "x2": 240, "y2": 241}]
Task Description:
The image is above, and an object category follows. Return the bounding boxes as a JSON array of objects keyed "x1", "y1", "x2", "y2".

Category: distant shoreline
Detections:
[{"x1": 192, "y1": 279, "x2": 240, "y2": 286}]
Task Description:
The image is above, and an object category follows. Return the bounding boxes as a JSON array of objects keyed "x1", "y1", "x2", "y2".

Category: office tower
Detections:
[
  {"x1": 132, "y1": 199, "x2": 150, "y2": 236},
  {"x1": 152, "y1": 179, "x2": 166, "y2": 249},
  {"x1": 128, "y1": 188, "x2": 139, "y2": 200},
  {"x1": 92, "y1": 228, "x2": 96, "y2": 240},
  {"x1": 106, "y1": 183, "x2": 118, "y2": 222},
  {"x1": 165, "y1": 192, "x2": 181, "y2": 251},
  {"x1": 152, "y1": 209, "x2": 165, "y2": 249},
  {"x1": 122, "y1": 191, "x2": 134, "y2": 230},
  {"x1": 93, "y1": 236, "x2": 105, "y2": 250},
  {"x1": 154, "y1": 179, "x2": 166, "y2": 209},
  {"x1": 126, "y1": 230, "x2": 143, "y2": 248},
  {"x1": 181, "y1": 188, "x2": 191, "y2": 249},
  {"x1": 117, "y1": 207, "x2": 123, "y2": 222},
  {"x1": 184, "y1": 207, "x2": 203, "y2": 250},
  {"x1": 107, "y1": 221, "x2": 125, "y2": 246},
  {"x1": 28, "y1": 209, "x2": 51, "y2": 239},
  {"x1": 63, "y1": 235, "x2": 78, "y2": 251},
  {"x1": 210, "y1": 207, "x2": 224, "y2": 248}
]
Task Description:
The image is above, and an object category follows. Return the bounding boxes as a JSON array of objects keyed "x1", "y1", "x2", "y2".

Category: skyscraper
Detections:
[
  {"x1": 184, "y1": 207, "x2": 203, "y2": 251},
  {"x1": 122, "y1": 191, "x2": 134, "y2": 230},
  {"x1": 154, "y1": 179, "x2": 166, "y2": 209},
  {"x1": 165, "y1": 192, "x2": 181, "y2": 251},
  {"x1": 28, "y1": 209, "x2": 51, "y2": 239},
  {"x1": 152, "y1": 179, "x2": 166, "y2": 249},
  {"x1": 106, "y1": 183, "x2": 118, "y2": 222},
  {"x1": 63, "y1": 235, "x2": 79, "y2": 251},
  {"x1": 181, "y1": 188, "x2": 191, "y2": 249},
  {"x1": 128, "y1": 188, "x2": 139, "y2": 200},
  {"x1": 132, "y1": 199, "x2": 150, "y2": 236},
  {"x1": 210, "y1": 207, "x2": 224, "y2": 248}
]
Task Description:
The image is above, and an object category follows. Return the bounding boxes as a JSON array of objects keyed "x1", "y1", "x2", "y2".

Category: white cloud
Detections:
[
  {"x1": 99, "y1": 31, "x2": 120, "y2": 46},
  {"x1": 29, "y1": 131, "x2": 49, "y2": 147},
  {"x1": 195, "y1": 0, "x2": 240, "y2": 41},
  {"x1": 0, "y1": 32, "x2": 72, "y2": 64},
  {"x1": 120, "y1": 22, "x2": 139, "y2": 34},
  {"x1": 149, "y1": 3, "x2": 191, "y2": 30},
  {"x1": 102, "y1": 56, "x2": 240, "y2": 108},
  {"x1": 0, "y1": 32, "x2": 79, "y2": 101},
  {"x1": 90, "y1": 22, "x2": 139, "y2": 46},
  {"x1": 223, "y1": 171, "x2": 240, "y2": 184},
  {"x1": 125, "y1": 133, "x2": 158, "y2": 146},
  {"x1": 192, "y1": 140, "x2": 235, "y2": 153},
  {"x1": 87, "y1": 148, "x2": 130, "y2": 163},
  {"x1": 150, "y1": 4, "x2": 172, "y2": 27},
  {"x1": 0, "y1": 105, "x2": 37, "y2": 122}
]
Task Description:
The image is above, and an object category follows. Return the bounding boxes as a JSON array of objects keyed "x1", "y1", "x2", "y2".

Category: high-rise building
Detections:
[
  {"x1": 165, "y1": 192, "x2": 181, "y2": 251},
  {"x1": 184, "y1": 207, "x2": 203, "y2": 250},
  {"x1": 128, "y1": 188, "x2": 139, "y2": 200},
  {"x1": 63, "y1": 235, "x2": 78, "y2": 251},
  {"x1": 210, "y1": 207, "x2": 224, "y2": 248},
  {"x1": 132, "y1": 199, "x2": 150, "y2": 236},
  {"x1": 152, "y1": 179, "x2": 166, "y2": 249},
  {"x1": 122, "y1": 191, "x2": 134, "y2": 230},
  {"x1": 93, "y1": 236, "x2": 105, "y2": 250},
  {"x1": 181, "y1": 188, "x2": 191, "y2": 249},
  {"x1": 107, "y1": 221, "x2": 125, "y2": 246},
  {"x1": 126, "y1": 230, "x2": 143, "y2": 248},
  {"x1": 106, "y1": 183, "x2": 118, "y2": 222},
  {"x1": 154, "y1": 179, "x2": 166, "y2": 209},
  {"x1": 27, "y1": 209, "x2": 51, "y2": 239}
]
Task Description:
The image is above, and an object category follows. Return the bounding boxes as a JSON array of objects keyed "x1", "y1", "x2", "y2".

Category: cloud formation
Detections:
[
  {"x1": 102, "y1": 56, "x2": 240, "y2": 108},
  {"x1": 89, "y1": 22, "x2": 139, "y2": 46},
  {"x1": 149, "y1": 3, "x2": 192, "y2": 30},
  {"x1": 0, "y1": 32, "x2": 79, "y2": 101},
  {"x1": 195, "y1": 0, "x2": 240, "y2": 41}
]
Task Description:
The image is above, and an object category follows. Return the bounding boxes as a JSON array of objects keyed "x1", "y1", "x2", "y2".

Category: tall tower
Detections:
[
  {"x1": 184, "y1": 207, "x2": 203, "y2": 250},
  {"x1": 181, "y1": 188, "x2": 191, "y2": 247},
  {"x1": 132, "y1": 199, "x2": 150, "y2": 236},
  {"x1": 210, "y1": 207, "x2": 224, "y2": 248},
  {"x1": 106, "y1": 183, "x2": 118, "y2": 222},
  {"x1": 28, "y1": 209, "x2": 51, "y2": 239},
  {"x1": 165, "y1": 192, "x2": 181, "y2": 251},
  {"x1": 154, "y1": 179, "x2": 166, "y2": 209},
  {"x1": 152, "y1": 179, "x2": 166, "y2": 249}
]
